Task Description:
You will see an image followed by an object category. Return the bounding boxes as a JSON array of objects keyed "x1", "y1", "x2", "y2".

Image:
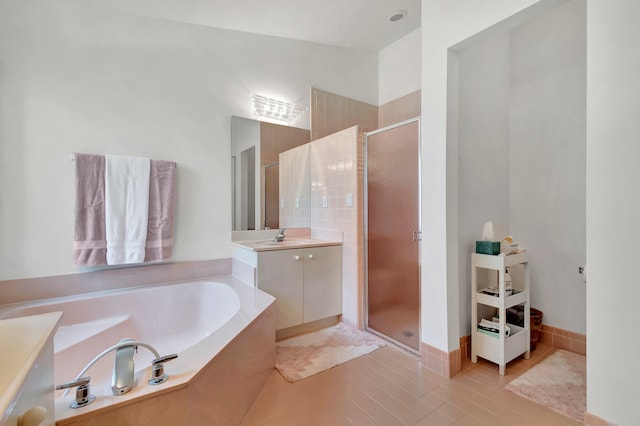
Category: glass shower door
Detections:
[{"x1": 365, "y1": 119, "x2": 420, "y2": 351}]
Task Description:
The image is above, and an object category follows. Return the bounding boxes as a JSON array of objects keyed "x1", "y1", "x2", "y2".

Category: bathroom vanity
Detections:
[{"x1": 232, "y1": 237, "x2": 342, "y2": 331}]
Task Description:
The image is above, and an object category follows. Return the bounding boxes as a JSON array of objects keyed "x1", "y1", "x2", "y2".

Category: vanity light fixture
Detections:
[
  {"x1": 250, "y1": 94, "x2": 306, "y2": 124},
  {"x1": 389, "y1": 10, "x2": 407, "y2": 22}
]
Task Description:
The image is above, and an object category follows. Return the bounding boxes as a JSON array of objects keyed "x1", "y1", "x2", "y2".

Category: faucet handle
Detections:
[
  {"x1": 56, "y1": 376, "x2": 90, "y2": 390},
  {"x1": 55, "y1": 376, "x2": 96, "y2": 409},
  {"x1": 148, "y1": 354, "x2": 178, "y2": 386},
  {"x1": 152, "y1": 354, "x2": 178, "y2": 365}
]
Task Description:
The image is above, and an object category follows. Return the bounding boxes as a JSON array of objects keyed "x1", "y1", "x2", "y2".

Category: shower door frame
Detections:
[
  {"x1": 263, "y1": 161, "x2": 279, "y2": 230},
  {"x1": 364, "y1": 117, "x2": 422, "y2": 355}
]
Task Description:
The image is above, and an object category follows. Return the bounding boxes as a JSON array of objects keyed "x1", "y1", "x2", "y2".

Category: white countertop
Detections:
[
  {"x1": 232, "y1": 237, "x2": 342, "y2": 252},
  {"x1": 0, "y1": 311, "x2": 62, "y2": 422}
]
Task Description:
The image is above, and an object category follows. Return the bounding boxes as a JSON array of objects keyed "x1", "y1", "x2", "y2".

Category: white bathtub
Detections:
[{"x1": 0, "y1": 276, "x2": 276, "y2": 425}]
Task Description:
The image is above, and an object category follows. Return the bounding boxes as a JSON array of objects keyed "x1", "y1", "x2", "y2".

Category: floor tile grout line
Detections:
[
  {"x1": 355, "y1": 359, "x2": 433, "y2": 401},
  {"x1": 350, "y1": 386, "x2": 411, "y2": 426},
  {"x1": 356, "y1": 354, "x2": 436, "y2": 394},
  {"x1": 348, "y1": 366, "x2": 437, "y2": 423}
]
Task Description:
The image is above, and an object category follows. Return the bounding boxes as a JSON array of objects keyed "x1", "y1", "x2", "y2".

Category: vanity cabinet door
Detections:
[
  {"x1": 258, "y1": 248, "x2": 304, "y2": 330},
  {"x1": 303, "y1": 246, "x2": 343, "y2": 323}
]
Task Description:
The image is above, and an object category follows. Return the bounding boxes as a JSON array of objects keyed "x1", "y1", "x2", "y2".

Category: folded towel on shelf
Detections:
[
  {"x1": 145, "y1": 159, "x2": 176, "y2": 262},
  {"x1": 73, "y1": 153, "x2": 107, "y2": 266},
  {"x1": 105, "y1": 155, "x2": 150, "y2": 265}
]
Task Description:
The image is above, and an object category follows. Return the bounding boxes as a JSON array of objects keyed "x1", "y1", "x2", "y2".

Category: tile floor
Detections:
[{"x1": 243, "y1": 341, "x2": 583, "y2": 425}]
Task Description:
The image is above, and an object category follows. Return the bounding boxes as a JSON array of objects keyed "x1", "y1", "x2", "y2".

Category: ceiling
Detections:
[{"x1": 79, "y1": 0, "x2": 421, "y2": 51}]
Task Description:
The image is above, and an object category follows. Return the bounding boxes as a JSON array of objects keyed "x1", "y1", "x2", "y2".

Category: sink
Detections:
[
  {"x1": 241, "y1": 239, "x2": 319, "y2": 249},
  {"x1": 250, "y1": 239, "x2": 315, "y2": 246},
  {"x1": 233, "y1": 237, "x2": 339, "y2": 252}
]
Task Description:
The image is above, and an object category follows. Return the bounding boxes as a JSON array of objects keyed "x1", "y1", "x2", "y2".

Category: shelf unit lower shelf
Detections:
[{"x1": 475, "y1": 324, "x2": 527, "y2": 366}]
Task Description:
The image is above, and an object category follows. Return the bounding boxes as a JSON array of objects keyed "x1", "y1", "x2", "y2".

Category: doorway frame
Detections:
[{"x1": 363, "y1": 116, "x2": 422, "y2": 355}]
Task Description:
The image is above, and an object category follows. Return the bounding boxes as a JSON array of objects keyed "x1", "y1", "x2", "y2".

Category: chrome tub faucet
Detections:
[
  {"x1": 112, "y1": 338, "x2": 137, "y2": 395},
  {"x1": 58, "y1": 338, "x2": 178, "y2": 408}
]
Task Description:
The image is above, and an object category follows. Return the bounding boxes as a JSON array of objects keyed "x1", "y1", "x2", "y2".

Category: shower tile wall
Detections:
[
  {"x1": 310, "y1": 87, "x2": 377, "y2": 141},
  {"x1": 308, "y1": 126, "x2": 363, "y2": 328},
  {"x1": 279, "y1": 144, "x2": 310, "y2": 228},
  {"x1": 259, "y1": 122, "x2": 310, "y2": 167},
  {"x1": 279, "y1": 126, "x2": 363, "y2": 327},
  {"x1": 378, "y1": 90, "x2": 421, "y2": 128}
]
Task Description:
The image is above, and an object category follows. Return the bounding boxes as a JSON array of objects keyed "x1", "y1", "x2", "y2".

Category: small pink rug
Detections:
[
  {"x1": 275, "y1": 323, "x2": 385, "y2": 382},
  {"x1": 506, "y1": 349, "x2": 586, "y2": 422}
]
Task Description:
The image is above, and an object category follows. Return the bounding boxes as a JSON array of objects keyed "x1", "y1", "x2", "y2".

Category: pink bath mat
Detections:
[
  {"x1": 275, "y1": 323, "x2": 385, "y2": 382},
  {"x1": 506, "y1": 349, "x2": 586, "y2": 422}
]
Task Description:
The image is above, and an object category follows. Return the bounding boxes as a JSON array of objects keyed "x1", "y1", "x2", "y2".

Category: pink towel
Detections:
[
  {"x1": 73, "y1": 153, "x2": 107, "y2": 266},
  {"x1": 144, "y1": 159, "x2": 176, "y2": 262}
]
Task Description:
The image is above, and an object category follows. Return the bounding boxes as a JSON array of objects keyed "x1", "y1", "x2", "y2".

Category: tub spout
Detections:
[{"x1": 112, "y1": 338, "x2": 136, "y2": 395}]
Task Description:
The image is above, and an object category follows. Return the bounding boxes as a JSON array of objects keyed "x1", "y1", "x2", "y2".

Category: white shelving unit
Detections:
[{"x1": 471, "y1": 252, "x2": 530, "y2": 375}]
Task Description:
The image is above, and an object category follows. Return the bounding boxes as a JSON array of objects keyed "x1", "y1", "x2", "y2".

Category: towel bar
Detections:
[{"x1": 71, "y1": 153, "x2": 176, "y2": 167}]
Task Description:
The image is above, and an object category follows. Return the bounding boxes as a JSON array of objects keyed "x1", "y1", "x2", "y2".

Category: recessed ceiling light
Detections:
[{"x1": 389, "y1": 10, "x2": 407, "y2": 22}]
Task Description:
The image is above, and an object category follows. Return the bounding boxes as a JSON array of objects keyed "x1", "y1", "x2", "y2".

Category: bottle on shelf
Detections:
[{"x1": 505, "y1": 267, "x2": 512, "y2": 295}]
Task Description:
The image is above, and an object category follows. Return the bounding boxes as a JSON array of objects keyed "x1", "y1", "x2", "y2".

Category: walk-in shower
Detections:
[{"x1": 364, "y1": 118, "x2": 421, "y2": 352}]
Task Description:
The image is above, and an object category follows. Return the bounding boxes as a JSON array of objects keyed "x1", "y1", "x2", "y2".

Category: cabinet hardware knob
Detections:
[
  {"x1": 308, "y1": 254, "x2": 314, "y2": 260},
  {"x1": 294, "y1": 255, "x2": 301, "y2": 260}
]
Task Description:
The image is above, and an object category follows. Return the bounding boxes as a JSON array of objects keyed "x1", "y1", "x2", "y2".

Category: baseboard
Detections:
[
  {"x1": 275, "y1": 316, "x2": 340, "y2": 341},
  {"x1": 584, "y1": 411, "x2": 615, "y2": 426},
  {"x1": 539, "y1": 324, "x2": 586, "y2": 355},
  {"x1": 421, "y1": 342, "x2": 461, "y2": 378}
]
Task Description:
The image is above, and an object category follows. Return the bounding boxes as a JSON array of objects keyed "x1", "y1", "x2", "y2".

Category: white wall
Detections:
[
  {"x1": 378, "y1": 28, "x2": 421, "y2": 105},
  {"x1": 455, "y1": 31, "x2": 512, "y2": 337},
  {"x1": 455, "y1": 0, "x2": 586, "y2": 337},
  {"x1": 0, "y1": 0, "x2": 378, "y2": 280},
  {"x1": 510, "y1": 0, "x2": 586, "y2": 333},
  {"x1": 421, "y1": 0, "x2": 547, "y2": 351},
  {"x1": 586, "y1": 1, "x2": 640, "y2": 424}
]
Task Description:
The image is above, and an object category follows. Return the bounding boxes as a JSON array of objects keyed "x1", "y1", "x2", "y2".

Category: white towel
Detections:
[{"x1": 105, "y1": 155, "x2": 150, "y2": 265}]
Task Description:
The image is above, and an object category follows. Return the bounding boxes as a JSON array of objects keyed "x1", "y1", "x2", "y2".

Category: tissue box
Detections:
[{"x1": 476, "y1": 241, "x2": 500, "y2": 255}]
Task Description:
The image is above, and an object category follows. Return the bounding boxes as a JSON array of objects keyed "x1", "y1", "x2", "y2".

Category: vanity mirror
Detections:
[{"x1": 231, "y1": 116, "x2": 310, "y2": 230}]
